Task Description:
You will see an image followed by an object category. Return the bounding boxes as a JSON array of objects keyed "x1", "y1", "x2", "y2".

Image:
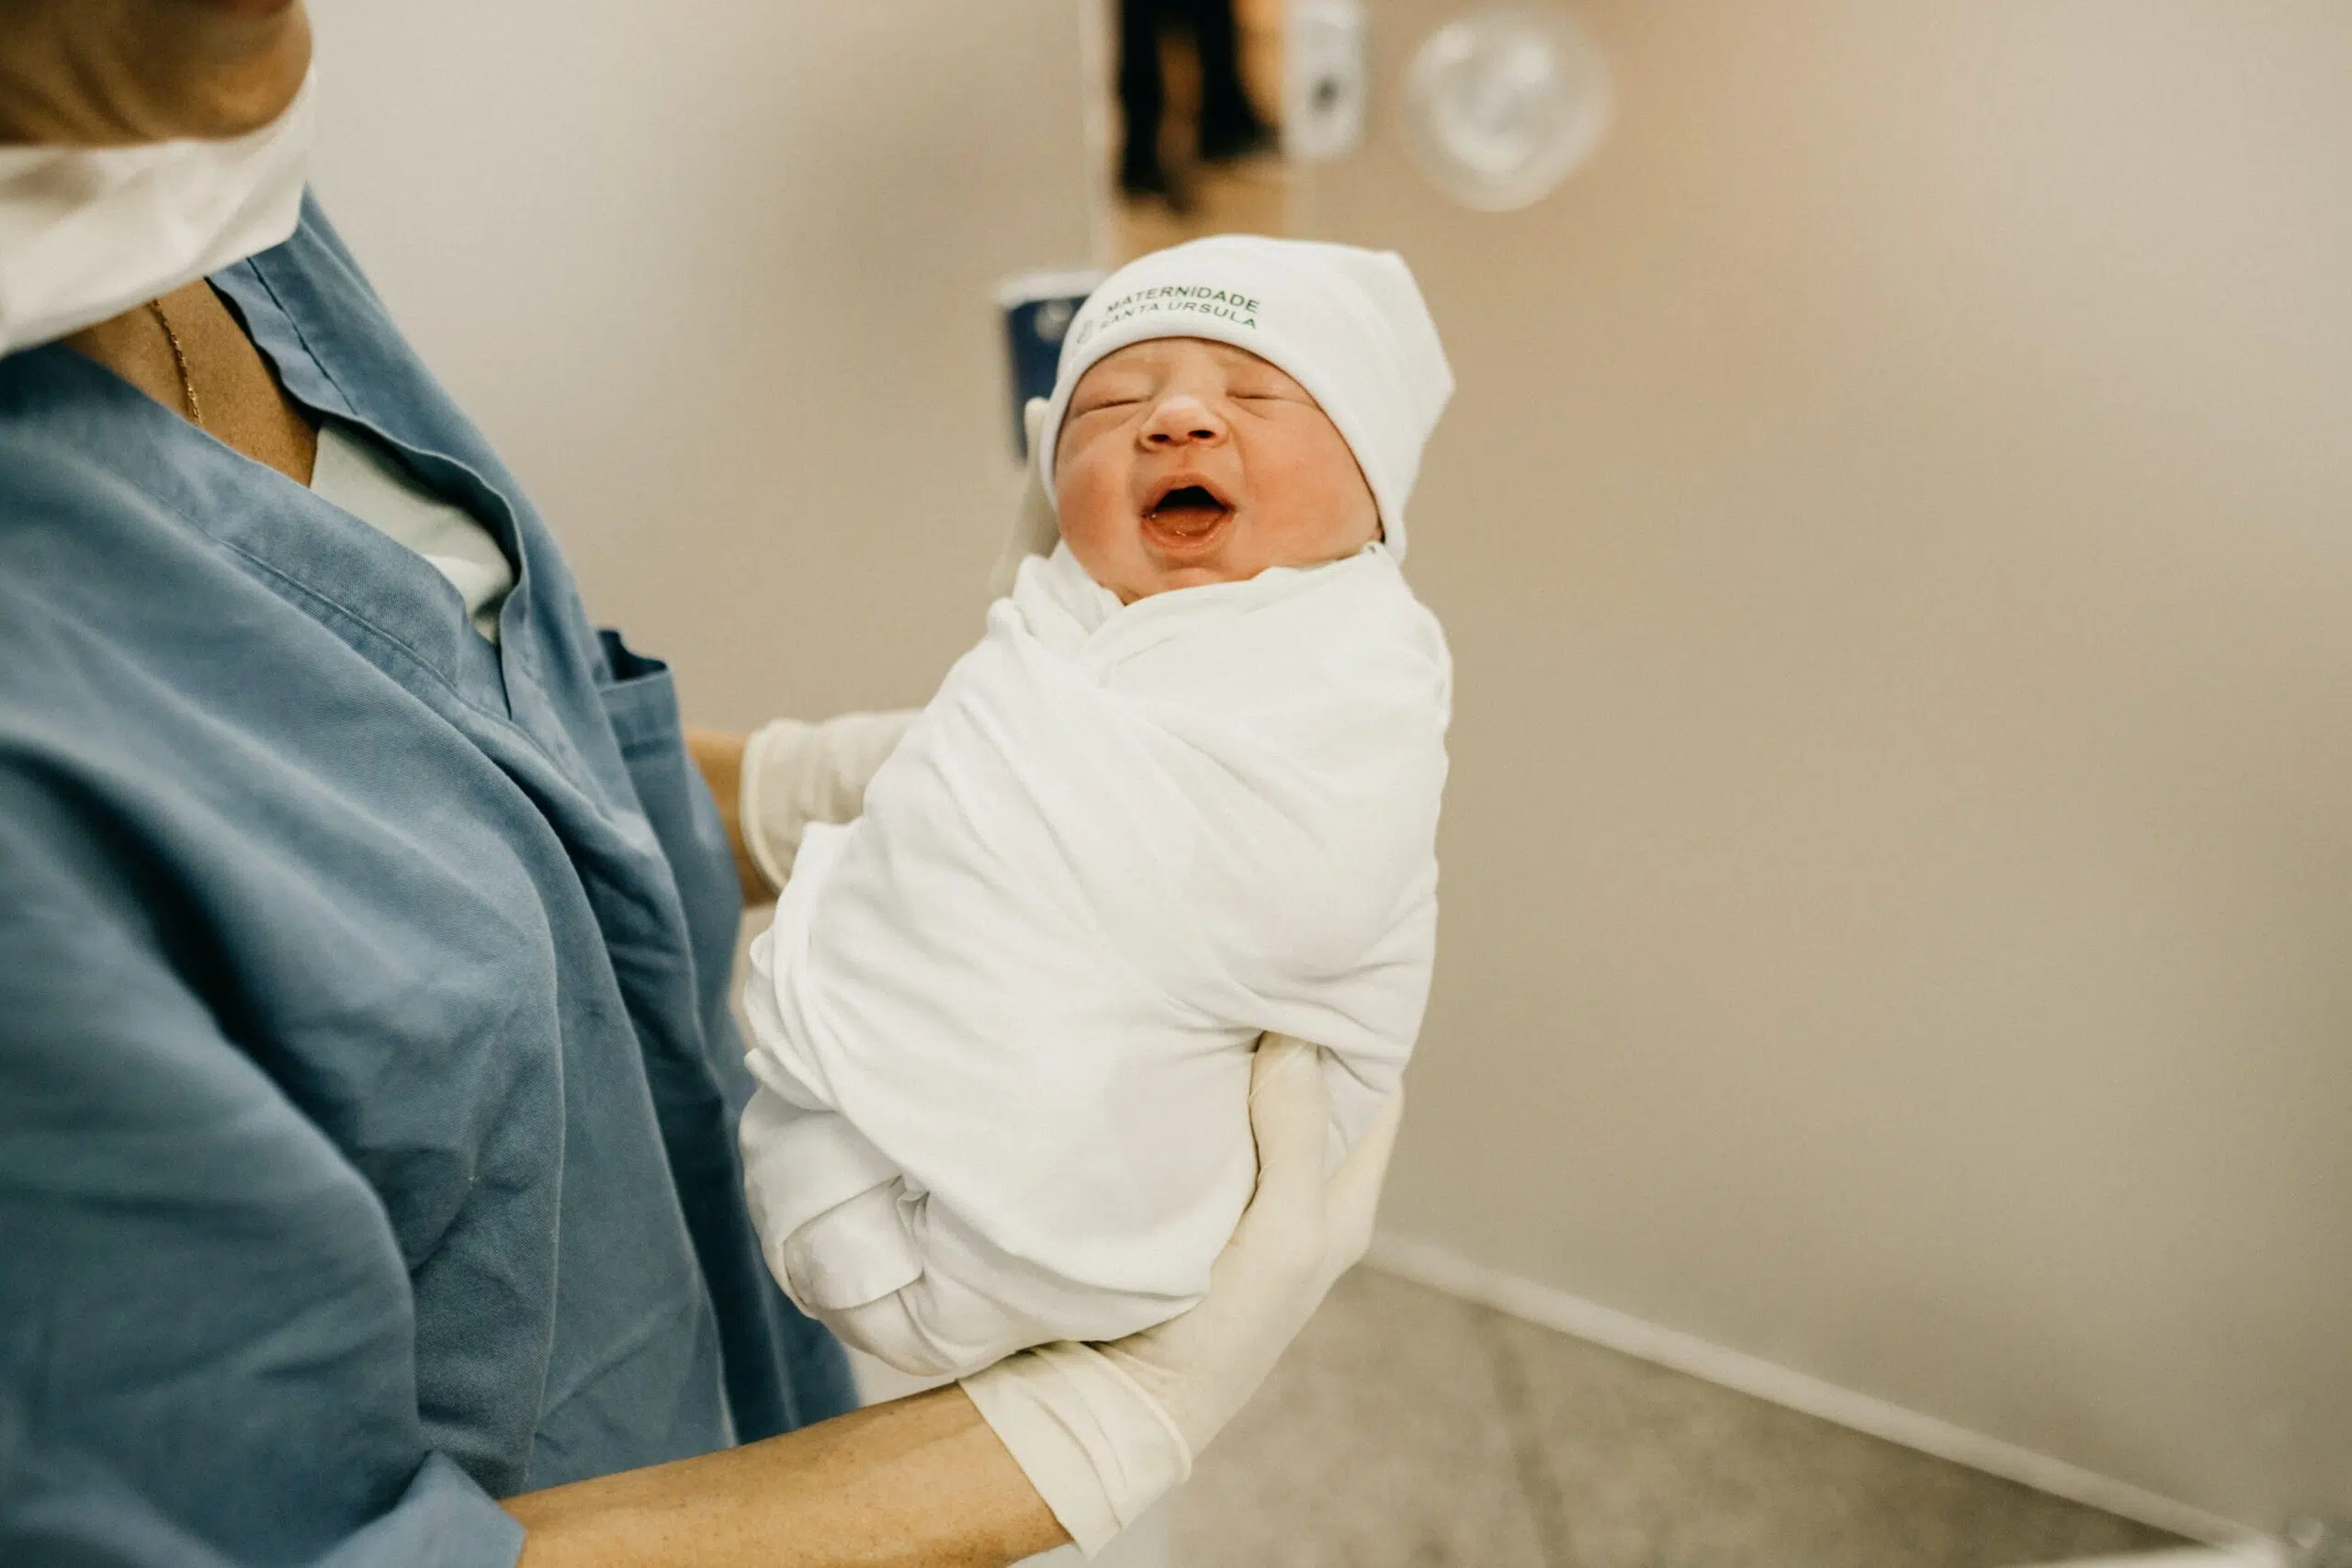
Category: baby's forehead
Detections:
[{"x1": 1079, "y1": 336, "x2": 1295, "y2": 384}]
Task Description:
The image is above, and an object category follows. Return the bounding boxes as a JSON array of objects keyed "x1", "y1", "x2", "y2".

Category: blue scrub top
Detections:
[{"x1": 0, "y1": 197, "x2": 855, "y2": 1565}]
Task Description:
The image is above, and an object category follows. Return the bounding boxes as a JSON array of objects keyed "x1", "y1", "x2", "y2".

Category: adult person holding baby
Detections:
[{"x1": 0, "y1": 3, "x2": 1396, "y2": 1563}]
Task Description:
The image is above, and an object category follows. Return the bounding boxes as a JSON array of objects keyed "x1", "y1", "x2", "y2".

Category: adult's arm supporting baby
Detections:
[{"x1": 962, "y1": 1035, "x2": 1407, "y2": 1553}]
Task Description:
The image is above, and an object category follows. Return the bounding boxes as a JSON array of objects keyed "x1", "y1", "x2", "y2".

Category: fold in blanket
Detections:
[{"x1": 740, "y1": 543, "x2": 1450, "y2": 1376}]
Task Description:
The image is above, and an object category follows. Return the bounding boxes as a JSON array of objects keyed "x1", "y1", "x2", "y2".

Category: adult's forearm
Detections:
[
  {"x1": 504, "y1": 1386, "x2": 1069, "y2": 1568},
  {"x1": 684, "y1": 726, "x2": 772, "y2": 906}
]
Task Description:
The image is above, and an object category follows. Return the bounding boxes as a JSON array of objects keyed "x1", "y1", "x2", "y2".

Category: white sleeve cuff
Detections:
[{"x1": 960, "y1": 1343, "x2": 1193, "y2": 1558}]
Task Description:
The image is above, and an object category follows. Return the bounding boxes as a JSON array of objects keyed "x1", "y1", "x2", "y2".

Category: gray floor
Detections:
[{"x1": 1164, "y1": 1268, "x2": 2185, "y2": 1568}]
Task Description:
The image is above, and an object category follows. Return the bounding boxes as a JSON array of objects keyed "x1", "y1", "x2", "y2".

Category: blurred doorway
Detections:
[{"x1": 1103, "y1": 0, "x2": 1295, "y2": 263}]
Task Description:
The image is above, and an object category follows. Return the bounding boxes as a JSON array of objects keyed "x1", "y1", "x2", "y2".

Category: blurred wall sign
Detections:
[
  {"x1": 1404, "y1": 6, "x2": 1611, "y2": 211},
  {"x1": 1285, "y1": 0, "x2": 1369, "y2": 163},
  {"x1": 997, "y1": 269, "x2": 1102, "y2": 458}
]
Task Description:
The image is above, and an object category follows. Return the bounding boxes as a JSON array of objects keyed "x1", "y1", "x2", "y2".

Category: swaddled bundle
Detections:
[{"x1": 741, "y1": 235, "x2": 1453, "y2": 1376}]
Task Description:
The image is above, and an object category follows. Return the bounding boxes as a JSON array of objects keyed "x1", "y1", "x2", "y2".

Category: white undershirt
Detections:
[{"x1": 310, "y1": 419, "x2": 514, "y2": 643}]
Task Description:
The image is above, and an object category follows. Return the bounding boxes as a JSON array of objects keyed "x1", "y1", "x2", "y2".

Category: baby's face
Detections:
[{"x1": 1053, "y1": 338, "x2": 1380, "y2": 603}]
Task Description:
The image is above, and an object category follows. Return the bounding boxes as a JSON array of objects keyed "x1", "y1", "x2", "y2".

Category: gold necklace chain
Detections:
[{"x1": 147, "y1": 298, "x2": 204, "y2": 429}]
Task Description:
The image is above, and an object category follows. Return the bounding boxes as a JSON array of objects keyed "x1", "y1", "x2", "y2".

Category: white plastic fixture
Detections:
[
  {"x1": 1403, "y1": 6, "x2": 1611, "y2": 211},
  {"x1": 1285, "y1": 0, "x2": 1370, "y2": 163}
]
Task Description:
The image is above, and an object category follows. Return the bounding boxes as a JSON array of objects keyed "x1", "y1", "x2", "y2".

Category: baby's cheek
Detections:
[
  {"x1": 1258, "y1": 466, "x2": 1379, "y2": 563},
  {"x1": 1055, "y1": 479, "x2": 1129, "y2": 573}
]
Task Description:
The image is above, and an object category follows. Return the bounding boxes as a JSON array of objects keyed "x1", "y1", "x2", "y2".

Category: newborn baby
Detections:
[{"x1": 739, "y1": 235, "x2": 1453, "y2": 1376}]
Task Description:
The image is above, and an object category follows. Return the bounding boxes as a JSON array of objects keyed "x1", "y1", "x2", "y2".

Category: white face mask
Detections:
[{"x1": 0, "y1": 71, "x2": 316, "y2": 358}]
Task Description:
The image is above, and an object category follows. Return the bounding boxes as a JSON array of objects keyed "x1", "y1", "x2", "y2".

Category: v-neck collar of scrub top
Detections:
[{"x1": 8, "y1": 262, "x2": 532, "y2": 731}]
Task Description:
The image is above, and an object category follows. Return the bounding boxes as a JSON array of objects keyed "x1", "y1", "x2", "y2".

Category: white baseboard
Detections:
[
  {"x1": 2015, "y1": 1551, "x2": 2283, "y2": 1568},
  {"x1": 1363, "y1": 1232, "x2": 2274, "y2": 1556}
]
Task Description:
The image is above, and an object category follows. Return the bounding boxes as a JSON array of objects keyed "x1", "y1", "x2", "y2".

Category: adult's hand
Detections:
[
  {"x1": 961, "y1": 1034, "x2": 1404, "y2": 1553},
  {"x1": 688, "y1": 713, "x2": 915, "y2": 905},
  {"x1": 500, "y1": 1034, "x2": 1400, "y2": 1568}
]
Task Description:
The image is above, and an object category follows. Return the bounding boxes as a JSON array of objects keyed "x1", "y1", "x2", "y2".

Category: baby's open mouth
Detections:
[{"x1": 1143, "y1": 481, "x2": 1234, "y2": 544}]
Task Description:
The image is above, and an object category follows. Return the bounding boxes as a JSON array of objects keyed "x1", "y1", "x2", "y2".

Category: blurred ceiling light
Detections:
[{"x1": 1403, "y1": 6, "x2": 1611, "y2": 211}]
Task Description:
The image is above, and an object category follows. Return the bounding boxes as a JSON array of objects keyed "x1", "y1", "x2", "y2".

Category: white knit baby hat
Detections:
[{"x1": 1035, "y1": 234, "x2": 1454, "y2": 561}]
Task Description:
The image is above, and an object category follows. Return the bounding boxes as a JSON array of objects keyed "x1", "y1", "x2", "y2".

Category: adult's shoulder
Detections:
[{"x1": 277, "y1": 187, "x2": 391, "y2": 305}]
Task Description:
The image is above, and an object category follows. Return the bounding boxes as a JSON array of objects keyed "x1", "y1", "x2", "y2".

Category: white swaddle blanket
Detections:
[{"x1": 739, "y1": 541, "x2": 1450, "y2": 1377}]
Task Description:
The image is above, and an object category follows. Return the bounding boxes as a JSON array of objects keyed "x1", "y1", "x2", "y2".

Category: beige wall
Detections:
[
  {"x1": 1320, "y1": 0, "x2": 2352, "y2": 1532},
  {"x1": 307, "y1": 0, "x2": 2348, "y2": 1538},
  {"x1": 307, "y1": 0, "x2": 1095, "y2": 727}
]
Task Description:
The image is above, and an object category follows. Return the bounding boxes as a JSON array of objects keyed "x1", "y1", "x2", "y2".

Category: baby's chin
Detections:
[
  {"x1": 1086, "y1": 533, "x2": 1371, "y2": 604},
  {"x1": 1114, "y1": 562, "x2": 1252, "y2": 603}
]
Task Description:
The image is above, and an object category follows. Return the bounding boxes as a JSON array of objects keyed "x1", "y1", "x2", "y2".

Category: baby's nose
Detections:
[{"x1": 1142, "y1": 393, "x2": 1227, "y2": 446}]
